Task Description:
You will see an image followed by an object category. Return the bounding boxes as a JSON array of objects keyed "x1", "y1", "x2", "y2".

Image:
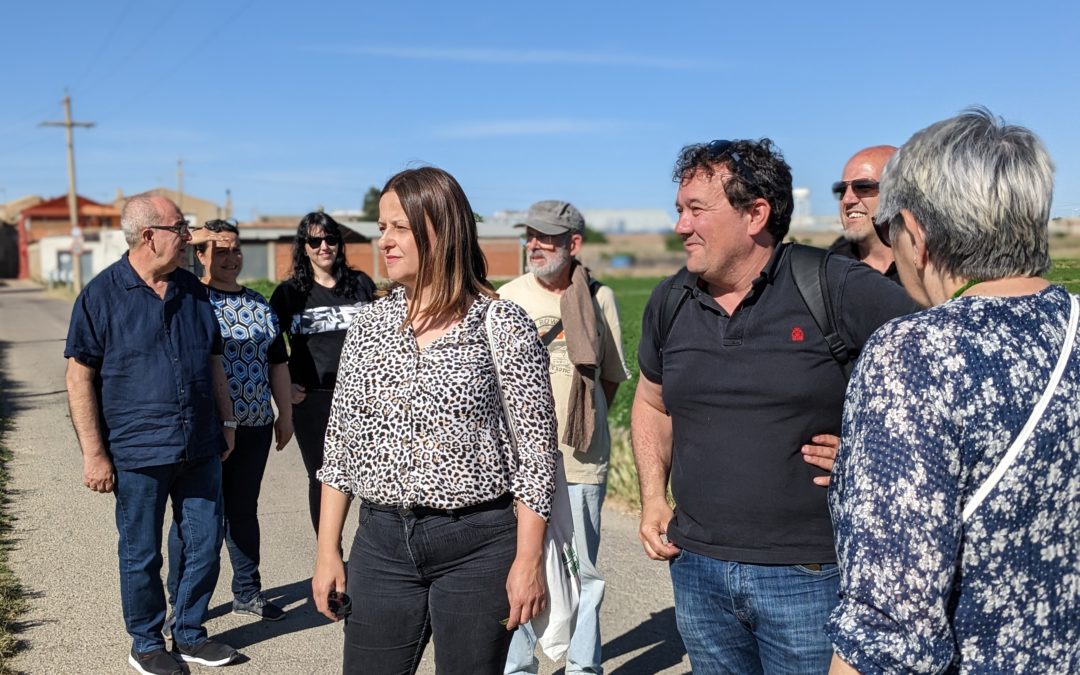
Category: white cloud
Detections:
[{"x1": 309, "y1": 45, "x2": 701, "y2": 70}]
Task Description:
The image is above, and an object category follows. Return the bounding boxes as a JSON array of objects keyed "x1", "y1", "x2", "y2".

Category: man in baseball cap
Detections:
[{"x1": 502, "y1": 200, "x2": 629, "y2": 675}]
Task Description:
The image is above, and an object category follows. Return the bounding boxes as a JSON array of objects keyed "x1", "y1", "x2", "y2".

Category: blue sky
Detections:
[{"x1": 3, "y1": 1, "x2": 1079, "y2": 222}]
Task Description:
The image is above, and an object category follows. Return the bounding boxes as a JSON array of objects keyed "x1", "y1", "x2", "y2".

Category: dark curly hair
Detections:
[
  {"x1": 673, "y1": 138, "x2": 794, "y2": 242},
  {"x1": 289, "y1": 212, "x2": 364, "y2": 297}
]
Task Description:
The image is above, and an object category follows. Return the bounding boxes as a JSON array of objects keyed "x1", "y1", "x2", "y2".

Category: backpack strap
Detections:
[
  {"x1": 658, "y1": 267, "x2": 692, "y2": 353},
  {"x1": 788, "y1": 244, "x2": 853, "y2": 379}
]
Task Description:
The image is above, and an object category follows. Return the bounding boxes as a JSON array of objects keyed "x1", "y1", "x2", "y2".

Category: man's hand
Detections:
[
  {"x1": 274, "y1": 415, "x2": 294, "y2": 451},
  {"x1": 505, "y1": 552, "x2": 546, "y2": 630},
  {"x1": 291, "y1": 383, "x2": 307, "y2": 405},
  {"x1": 221, "y1": 426, "x2": 236, "y2": 461},
  {"x1": 639, "y1": 498, "x2": 681, "y2": 561},
  {"x1": 802, "y1": 433, "x2": 840, "y2": 487},
  {"x1": 83, "y1": 453, "x2": 115, "y2": 493}
]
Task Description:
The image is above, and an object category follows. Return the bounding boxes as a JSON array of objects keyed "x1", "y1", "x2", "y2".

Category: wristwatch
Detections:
[{"x1": 222, "y1": 419, "x2": 238, "y2": 429}]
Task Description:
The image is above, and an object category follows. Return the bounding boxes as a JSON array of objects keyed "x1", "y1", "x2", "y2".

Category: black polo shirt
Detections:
[
  {"x1": 828, "y1": 236, "x2": 900, "y2": 283},
  {"x1": 638, "y1": 243, "x2": 917, "y2": 564}
]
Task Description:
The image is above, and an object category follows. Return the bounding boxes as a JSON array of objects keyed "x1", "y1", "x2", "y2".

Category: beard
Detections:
[
  {"x1": 841, "y1": 224, "x2": 871, "y2": 243},
  {"x1": 527, "y1": 246, "x2": 572, "y2": 284}
]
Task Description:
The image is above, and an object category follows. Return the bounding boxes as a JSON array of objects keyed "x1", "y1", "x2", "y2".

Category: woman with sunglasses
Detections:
[
  {"x1": 827, "y1": 109, "x2": 1080, "y2": 672},
  {"x1": 311, "y1": 167, "x2": 558, "y2": 674},
  {"x1": 269, "y1": 212, "x2": 376, "y2": 535},
  {"x1": 166, "y1": 219, "x2": 293, "y2": 624}
]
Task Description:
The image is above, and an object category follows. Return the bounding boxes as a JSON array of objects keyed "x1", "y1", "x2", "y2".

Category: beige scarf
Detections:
[{"x1": 559, "y1": 262, "x2": 601, "y2": 453}]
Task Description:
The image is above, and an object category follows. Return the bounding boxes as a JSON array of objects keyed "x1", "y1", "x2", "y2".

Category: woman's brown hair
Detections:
[{"x1": 381, "y1": 167, "x2": 494, "y2": 327}]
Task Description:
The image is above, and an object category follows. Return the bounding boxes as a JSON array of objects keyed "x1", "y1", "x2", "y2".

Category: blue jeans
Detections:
[
  {"x1": 343, "y1": 495, "x2": 518, "y2": 675},
  {"x1": 168, "y1": 424, "x2": 272, "y2": 604},
  {"x1": 669, "y1": 551, "x2": 839, "y2": 675},
  {"x1": 505, "y1": 483, "x2": 606, "y2": 674},
  {"x1": 114, "y1": 456, "x2": 223, "y2": 653}
]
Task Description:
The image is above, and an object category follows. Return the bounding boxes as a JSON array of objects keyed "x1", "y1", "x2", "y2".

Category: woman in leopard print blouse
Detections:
[{"x1": 311, "y1": 167, "x2": 559, "y2": 674}]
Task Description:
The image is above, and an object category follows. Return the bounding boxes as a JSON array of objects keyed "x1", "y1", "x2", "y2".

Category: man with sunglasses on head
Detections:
[
  {"x1": 65, "y1": 193, "x2": 239, "y2": 674},
  {"x1": 500, "y1": 200, "x2": 630, "y2": 675},
  {"x1": 828, "y1": 146, "x2": 899, "y2": 282},
  {"x1": 631, "y1": 139, "x2": 915, "y2": 674}
]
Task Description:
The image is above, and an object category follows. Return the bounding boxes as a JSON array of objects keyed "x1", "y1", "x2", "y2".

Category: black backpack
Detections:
[{"x1": 655, "y1": 244, "x2": 853, "y2": 378}]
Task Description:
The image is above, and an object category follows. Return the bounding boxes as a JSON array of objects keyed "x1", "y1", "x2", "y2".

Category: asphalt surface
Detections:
[{"x1": 0, "y1": 280, "x2": 690, "y2": 675}]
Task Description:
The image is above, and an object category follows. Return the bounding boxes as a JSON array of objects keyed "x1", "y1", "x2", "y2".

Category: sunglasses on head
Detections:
[
  {"x1": 305, "y1": 235, "x2": 340, "y2": 248},
  {"x1": 871, "y1": 214, "x2": 897, "y2": 248},
  {"x1": 705, "y1": 139, "x2": 756, "y2": 186},
  {"x1": 831, "y1": 179, "x2": 879, "y2": 200}
]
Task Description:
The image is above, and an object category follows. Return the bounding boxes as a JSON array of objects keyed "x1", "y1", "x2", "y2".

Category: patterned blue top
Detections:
[
  {"x1": 209, "y1": 287, "x2": 287, "y2": 427},
  {"x1": 827, "y1": 285, "x2": 1080, "y2": 673}
]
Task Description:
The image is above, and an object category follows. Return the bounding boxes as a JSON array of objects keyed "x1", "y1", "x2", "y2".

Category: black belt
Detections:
[{"x1": 364, "y1": 493, "x2": 513, "y2": 518}]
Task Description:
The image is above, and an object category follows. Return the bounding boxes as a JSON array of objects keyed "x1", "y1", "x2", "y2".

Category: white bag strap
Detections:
[
  {"x1": 484, "y1": 300, "x2": 518, "y2": 456},
  {"x1": 962, "y1": 294, "x2": 1079, "y2": 522}
]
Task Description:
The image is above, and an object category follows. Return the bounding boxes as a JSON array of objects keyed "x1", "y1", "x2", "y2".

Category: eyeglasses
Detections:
[
  {"x1": 704, "y1": 139, "x2": 756, "y2": 186},
  {"x1": 524, "y1": 230, "x2": 571, "y2": 248},
  {"x1": 305, "y1": 235, "x2": 340, "y2": 248},
  {"x1": 148, "y1": 221, "x2": 191, "y2": 236},
  {"x1": 203, "y1": 218, "x2": 238, "y2": 233},
  {"x1": 871, "y1": 214, "x2": 896, "y2": 248},
  {"x1": 831, "y1": 179, "x2": 879, "y2": 200}
]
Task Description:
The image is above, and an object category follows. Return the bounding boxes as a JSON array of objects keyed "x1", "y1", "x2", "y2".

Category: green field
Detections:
[{"x1": 245, "y1": 260, "x2": 1080, "y2": 508}]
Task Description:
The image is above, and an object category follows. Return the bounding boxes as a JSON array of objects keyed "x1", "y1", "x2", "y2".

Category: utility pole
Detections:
[
  {"x1": 176, "y1": 157, "x2": 184, "y2": 213},
  {"x1": 40, "y1": 90, "x2": 94, "y2": 293}
]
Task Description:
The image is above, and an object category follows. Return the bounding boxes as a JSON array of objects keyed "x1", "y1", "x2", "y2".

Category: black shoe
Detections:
[
  {"x1": 233, "y1": 594, "x2": 285, "y2": 621},
  {"x1": 173, "y1": 639, "x2": 239, "y2": 667},
  {"x1": 128, "y1": 647, "x2": 182, "y2": 675}
]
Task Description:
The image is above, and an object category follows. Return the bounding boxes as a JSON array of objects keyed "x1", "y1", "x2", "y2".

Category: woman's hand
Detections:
[
  {"x1": 274, "y1": 414, "x2": 294, "y2": 450},
  {"x1": 291, "y1": 383, "x2": 307, "y2": 405},
  {"x1": 312, "y1": 550, "x2": 347, "y2": 622},
  {"x1": 505, "y1": 553, "x2": 546, "y2": 630}
]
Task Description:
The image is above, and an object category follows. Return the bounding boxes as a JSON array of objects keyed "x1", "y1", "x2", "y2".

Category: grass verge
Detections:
[{"x1": 0, "y1": 405, "x2": 27, "y2": 672}]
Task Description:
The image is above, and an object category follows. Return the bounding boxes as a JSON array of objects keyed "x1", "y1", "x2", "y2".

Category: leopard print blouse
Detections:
[{"x1": 317, "y1": 287, "x2": 559, "y2": 520}]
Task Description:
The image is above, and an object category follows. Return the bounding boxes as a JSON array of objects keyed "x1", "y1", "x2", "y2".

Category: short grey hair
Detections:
[
  {"x1": 120, "y1": 193, "x2": 166, "y2": 248},
  {"x1": 878, "y1": 106, "x2": 1053, "y2": 280}
]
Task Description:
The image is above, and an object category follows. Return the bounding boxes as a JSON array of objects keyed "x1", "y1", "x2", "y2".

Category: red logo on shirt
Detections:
[{"x1": 791, "y1": 326, "x2": 805, "y2": 342}]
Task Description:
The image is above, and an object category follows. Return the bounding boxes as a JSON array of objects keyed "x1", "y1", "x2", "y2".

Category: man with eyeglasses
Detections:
[
  {"x1": 500, "y1": 200, "x2": 629, "y2": 675},
  {"x1": 631, "y1": 139, "x2": 915, "y2": 674},
  {"x1": 828, "y1": 146, "x2": 899, "y2": 282},
  {"x1": 64, "y1": 193, "x2": 240, "y2": 674}
]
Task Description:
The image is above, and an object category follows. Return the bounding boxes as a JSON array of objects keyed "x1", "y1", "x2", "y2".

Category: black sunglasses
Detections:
[
  {"x1": 871, "y1": 214, "x2": 896, "y2": 248},
  {"x1": 831, "y1": 179, "x2": 879, "y2": 200},
  {"x1": 705, "y1": 139, "x2": 756, "y2": 186},
  {"x1": 203, "y1": 218, "x2": 239, "y2": 233},
  {"x1": 304, "y1": 235, "x2": 340, "y2": 248}
]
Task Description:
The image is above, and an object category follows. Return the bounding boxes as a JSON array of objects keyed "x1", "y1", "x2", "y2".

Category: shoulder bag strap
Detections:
[
  {"x1": 485, "y1": 301, "x2": 520, "y2": 459},
  {"x1": 962, "y1": 294, "x2": 1079, "y2": 522}
]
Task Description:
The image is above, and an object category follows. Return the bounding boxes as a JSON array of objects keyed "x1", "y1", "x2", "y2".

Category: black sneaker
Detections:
[
  {"x1": 233, "y1": 594, "x2": 285, "y2": 621},
  {"x1": 173, "y1": 639, "x2": 239, "y2": 667},
  {"x1": 128, "y1": 647, "x2": 182, "y2": 675}
]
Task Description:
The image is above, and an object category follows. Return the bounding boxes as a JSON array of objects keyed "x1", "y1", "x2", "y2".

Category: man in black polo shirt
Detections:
[
  {"x1": 828, "y1": 145, "x2": 899, "y2": 282},
  {"x1": 630, "y1": 139, "x2": 915, "y2": 673}
]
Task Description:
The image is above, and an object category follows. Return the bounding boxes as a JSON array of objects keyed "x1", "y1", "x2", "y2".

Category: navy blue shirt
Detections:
[
  {"x1": 638, "y1": 243, "x2": 918, "y2": 564},
  {"x1": 65, "y1": 253, "x2": 225, "y2": 470}
]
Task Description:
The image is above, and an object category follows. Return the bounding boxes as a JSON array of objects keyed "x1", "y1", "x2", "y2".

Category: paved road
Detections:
[{"x1": 0, "y1": 281, "x2": 690, "y2": 674}]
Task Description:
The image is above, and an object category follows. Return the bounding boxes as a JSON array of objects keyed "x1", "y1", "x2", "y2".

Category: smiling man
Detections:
[
  {"x1": 630, "y1": 139, "x2": 915, "y2": 674},
  {"x1": 500, "y1": 200, "x2": 629, "y2": 675},
  {"x1": 828, "y1": 145, "x2": 899, "y2": 281}
]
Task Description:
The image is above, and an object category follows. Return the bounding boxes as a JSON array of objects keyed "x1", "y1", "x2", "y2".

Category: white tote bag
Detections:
[{"x1": 486, "y1": 302, "x2": 581, "y2": 661}]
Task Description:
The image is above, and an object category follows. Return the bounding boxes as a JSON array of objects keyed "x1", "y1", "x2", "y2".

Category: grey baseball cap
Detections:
[{"x1": 514, "y1": 200, "x2": 585, "y2": 236}]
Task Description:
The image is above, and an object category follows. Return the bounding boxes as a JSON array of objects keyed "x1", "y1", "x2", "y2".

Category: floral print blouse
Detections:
[
  {"x1": 827, "y1": 285, "x2": 1080, "y2": 673},
  {"x1": 317, "y1": 287, "x2": 559, "y2": 520}
]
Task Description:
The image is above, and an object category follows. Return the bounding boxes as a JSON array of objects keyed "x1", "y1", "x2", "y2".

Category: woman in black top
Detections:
[{"x1": 269, "y1": 212, "x2": 376, "y2": 534}]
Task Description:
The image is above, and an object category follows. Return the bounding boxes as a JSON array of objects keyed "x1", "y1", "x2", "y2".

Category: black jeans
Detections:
[
  {"x1": 343, "y1": 495, "x2": 518, "y2": 675},
  {"x1": 293, "y1": 389, "x2": 334, "y2": 534}
]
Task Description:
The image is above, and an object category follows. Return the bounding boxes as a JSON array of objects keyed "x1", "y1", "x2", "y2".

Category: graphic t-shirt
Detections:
[
  {"x1": 499, "y1": 272, "x2": 629, "y2": 484},
  {"x1": 270, "y1": 275, "x2": 377, "y2": 390},
  {"x1": 208, "y1": 287, "x2": 287, "y2": 427}
]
